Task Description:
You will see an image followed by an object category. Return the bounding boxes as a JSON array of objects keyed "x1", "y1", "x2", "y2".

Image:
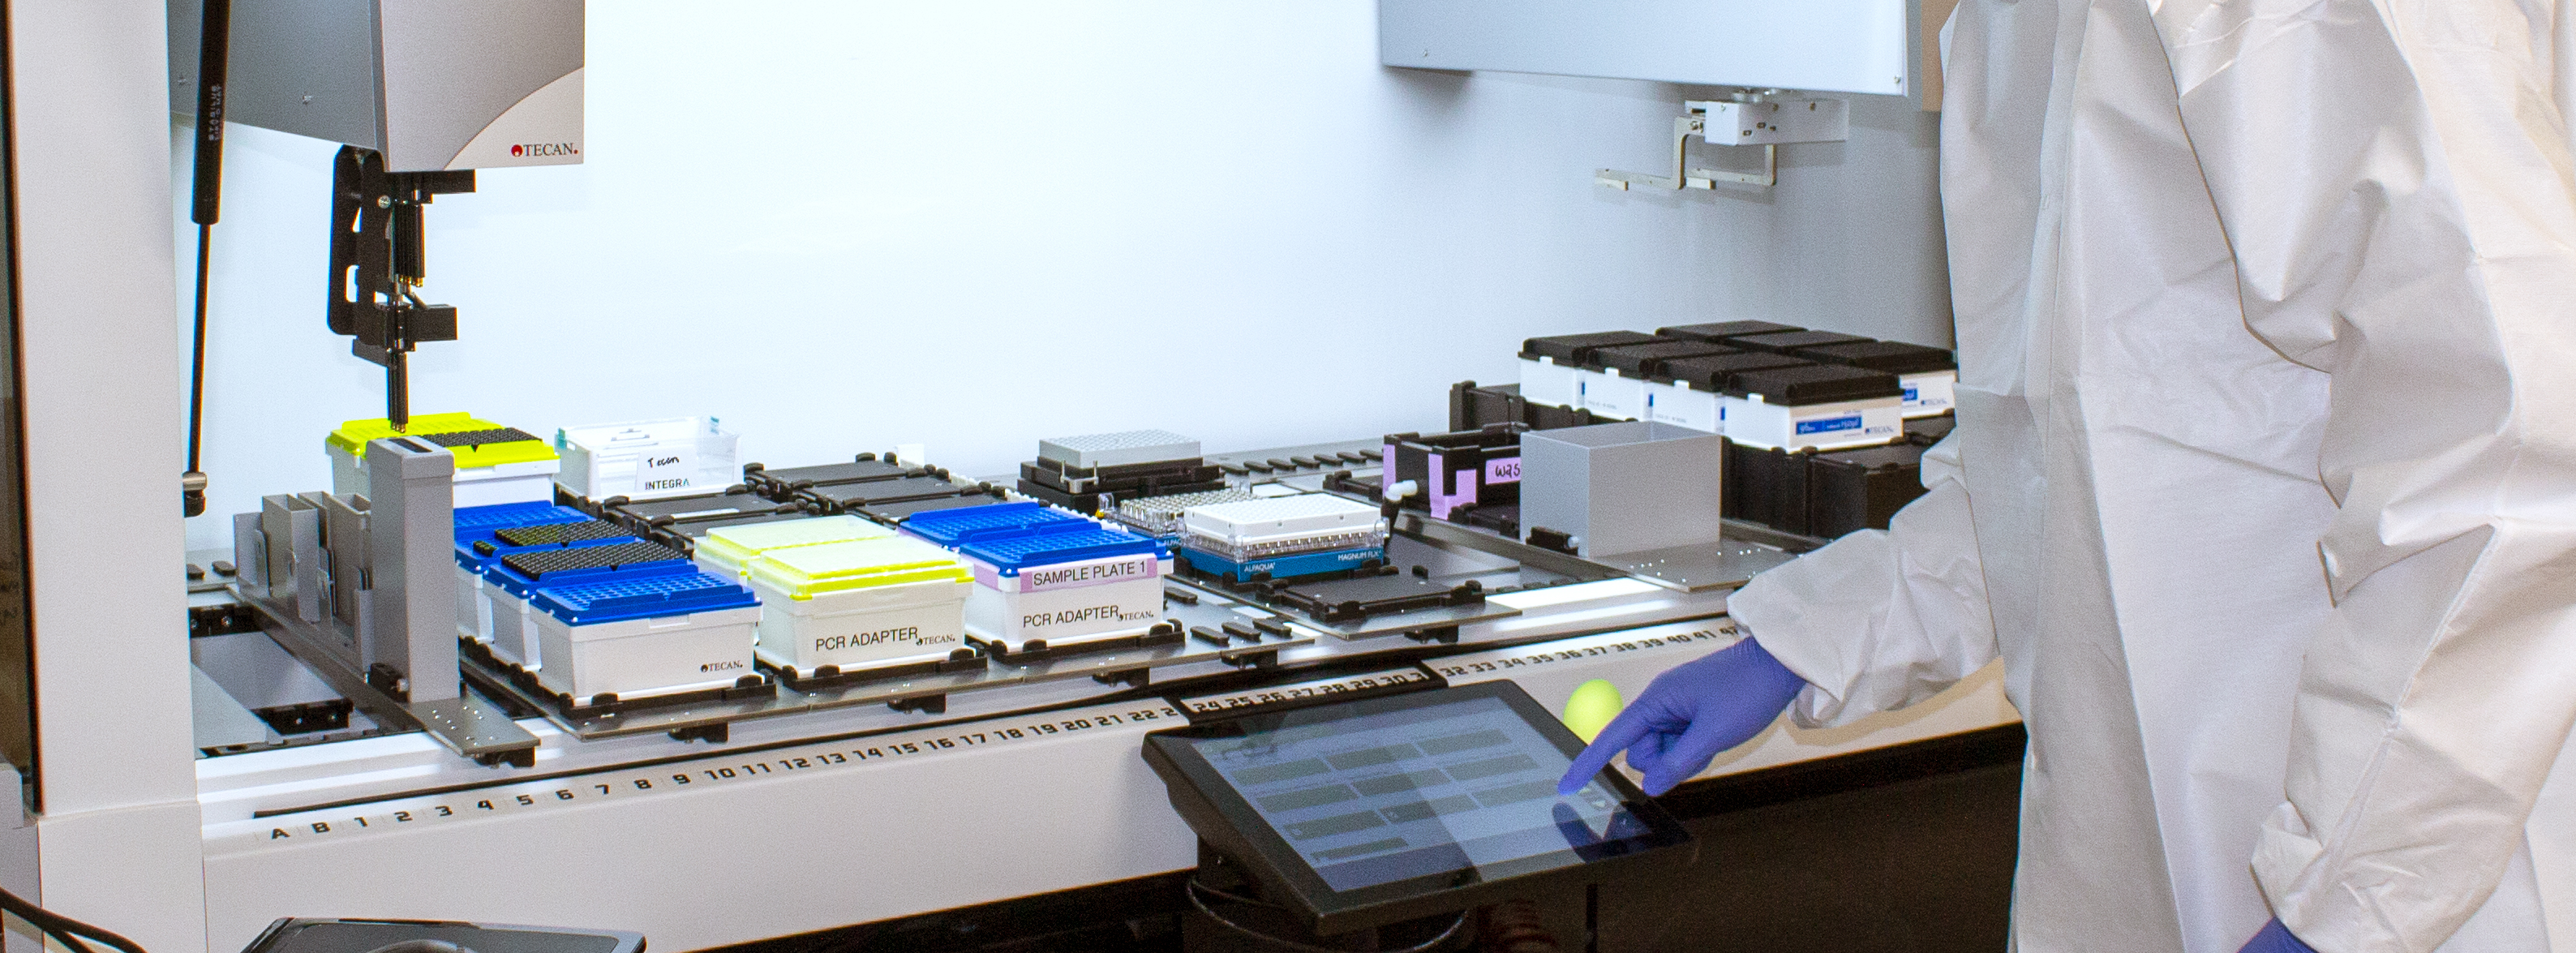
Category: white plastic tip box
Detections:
[
  {"x1": 747, "y1": 537, "x2": 973, "y2": 679},
  {"x1": 1179, "y1": 495, "x2": 1388, "y2": 560},
  {"x1": 1037, "y1": 430, "x2": 1200, "y2": 470},
  {"x1": 556, "y1": 416, "x2": 743, "y2": 502},
  {"x1": 328, "y1": 414, "x2": 561, "y2": 508}
]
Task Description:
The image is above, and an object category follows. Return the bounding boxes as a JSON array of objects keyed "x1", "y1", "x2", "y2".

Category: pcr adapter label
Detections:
[{"x1": 1024, "y1": 603, "x2": 1157, "y2": 631}]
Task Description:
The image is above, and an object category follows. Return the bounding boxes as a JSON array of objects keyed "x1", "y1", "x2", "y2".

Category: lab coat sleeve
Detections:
[
  {"x1": 1724, "y1": 433, "x2": 1999, "y2": 728},
  {"x1": 2152, "y1": 2, "x2": 2576, "y2": 950}
]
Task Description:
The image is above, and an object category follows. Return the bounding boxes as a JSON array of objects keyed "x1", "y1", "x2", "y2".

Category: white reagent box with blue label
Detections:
[
  {"x1": 1638, "y1": 352, "x2": 1810, "y2": 436},
  {"x1": 959, "y1": 525, "x2": 1167, "y2": 655},
  {"x1": 1721, "y1": 365, "x2": 1905, "y2": 451},
  {"x1": 1578, "y1": 341, "x2": 1737, "y2": 421}
]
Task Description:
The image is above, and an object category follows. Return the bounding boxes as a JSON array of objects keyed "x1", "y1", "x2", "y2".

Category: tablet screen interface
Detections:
[{"x1": 1188, "y1": 694, "x2": 1653, "y2": 892}]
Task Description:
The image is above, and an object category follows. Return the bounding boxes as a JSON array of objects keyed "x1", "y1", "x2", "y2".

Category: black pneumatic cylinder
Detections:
[{"x1": 190, "y1": 0, "x2": 231, "y2": 225}]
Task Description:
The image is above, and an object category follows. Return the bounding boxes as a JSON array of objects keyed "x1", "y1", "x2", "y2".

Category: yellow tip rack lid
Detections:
[
  {"x1": 750, "y1": 537, "x2": 972, "y2": 600},
  {"x1": 327, "y1": 413, "x2": 559, "y2": 470},
  {"x1": 697, "y1": 515, "x2": 895, "y2": 575}
]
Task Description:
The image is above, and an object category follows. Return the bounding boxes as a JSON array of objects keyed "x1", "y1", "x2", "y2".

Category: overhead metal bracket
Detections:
[
  {"x1": 1595, "y1": 96, "x2": 1847, "y2": 191},
  {"x1": 1595, "y1": 115, "x2": 1778, "y2": 190}
]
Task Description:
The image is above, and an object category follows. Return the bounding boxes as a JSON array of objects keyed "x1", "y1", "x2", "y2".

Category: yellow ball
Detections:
[{"x1": 1561, "y1": 679, "x2": 1625, "y2": 743}]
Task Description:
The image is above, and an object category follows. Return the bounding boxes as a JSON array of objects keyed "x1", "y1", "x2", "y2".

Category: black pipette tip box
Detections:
[
  {"x1": 1723, "y1": 329, "x2": 1877, "y2": 354},
  {"x1": 1723, "y1": 364, "x2": 1902, "y2": 405},
  {"x1": 1653, "y1": 320, "x2": 1802, "y2": 343},
  {"x1": 1516, "y1": 331, "x2": 1665, "y2": 365}
]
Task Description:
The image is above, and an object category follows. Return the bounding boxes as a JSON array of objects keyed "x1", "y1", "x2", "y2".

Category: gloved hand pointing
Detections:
[
  {"x1": 2237, "y1": 919, "x2": 2316, "y2": 953},
  {"x1": 1556, "y1": 636, "x2": 1808, "y2": 796}
]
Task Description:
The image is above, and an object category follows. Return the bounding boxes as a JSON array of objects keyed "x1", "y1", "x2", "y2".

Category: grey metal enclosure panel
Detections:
[
  {"x1": 377, "y1": 0, "x2": 584, "y2": 170},
  {"x1": 1378, "y1": 0, "x2": 1914, "y2": 97},
  {"x1": 170, "y1": 0, "x2": 582, "y2": 170},
  {"x1": 170, "y1": 0, "x2": 386, "y2": 150}
]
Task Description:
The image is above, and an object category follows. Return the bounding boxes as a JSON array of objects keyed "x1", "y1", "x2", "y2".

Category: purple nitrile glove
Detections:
[
  {"x1": 2238, "y1": 920, "x2": 2317, "y2": 953},
  {"x1": 1556, "y1": 636, "x2": 1808, "y2": 796}
]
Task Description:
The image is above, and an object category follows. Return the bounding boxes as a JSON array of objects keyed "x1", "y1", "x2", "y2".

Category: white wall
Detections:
[{"x1": 178, "y1": 0, "x2": 1947, "y2": 550}]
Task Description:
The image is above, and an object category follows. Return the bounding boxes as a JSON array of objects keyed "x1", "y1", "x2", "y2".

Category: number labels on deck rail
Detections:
[{"x1": 1176, "y1": 668, "x2": 1438, "y2": 718}]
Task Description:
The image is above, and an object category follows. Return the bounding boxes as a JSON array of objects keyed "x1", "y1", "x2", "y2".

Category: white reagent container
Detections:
[
  {"x1": 556, "y1": 416, "x2": 744, "y2": 501},
  {"x1": 1775, "y1": 341, "x2": 1960, "y2": 421},
  {"x1": 1643, "y1": 352, "x2": 1813, "y2": 438}
]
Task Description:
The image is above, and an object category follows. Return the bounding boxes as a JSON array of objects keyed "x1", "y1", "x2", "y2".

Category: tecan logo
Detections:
[{"x1": 509, "y1": 143, "x2": 578, "y2": 158}]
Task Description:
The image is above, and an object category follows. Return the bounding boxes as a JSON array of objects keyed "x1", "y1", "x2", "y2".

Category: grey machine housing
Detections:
[{"x1": 169, "y1": 0, "x2": 585, "y2": 172}]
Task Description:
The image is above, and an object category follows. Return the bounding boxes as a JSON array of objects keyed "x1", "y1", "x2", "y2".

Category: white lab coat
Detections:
[{"x1": 1724, "y1": 1, "x2": 2576, "y2": 951}]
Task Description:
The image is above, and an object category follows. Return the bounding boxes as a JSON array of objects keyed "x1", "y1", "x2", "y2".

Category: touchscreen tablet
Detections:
[{"x1": 1144, "y1": 680, "x2": 1693, "y2": 934}]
